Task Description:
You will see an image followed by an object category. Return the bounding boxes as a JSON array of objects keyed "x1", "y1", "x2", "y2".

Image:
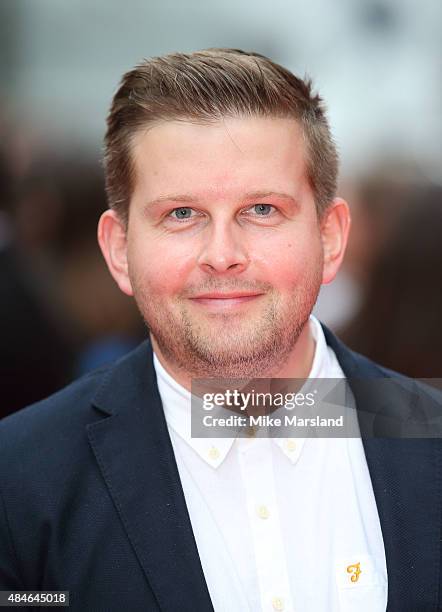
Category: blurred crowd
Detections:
[
  {"x1": 1, "y1": 116, "x2": 441, "y2": 419},
  {"x1": 0, "y1": 117, "x2": 145, "y2": 418},
  {"x1": 337, "y1": 172, "x2": 442, "y2": 380}
]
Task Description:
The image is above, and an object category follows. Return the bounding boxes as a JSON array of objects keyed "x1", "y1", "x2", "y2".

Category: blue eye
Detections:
[
  {"x1": 252, "y1": 204, "x2": 273, "y2": 215},
  {"x1": 171, "y1": 207, "x2": 193, "y2": 220}
]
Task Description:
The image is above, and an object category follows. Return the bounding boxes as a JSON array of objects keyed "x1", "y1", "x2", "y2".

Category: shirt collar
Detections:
[{"x1": 154, "y1": 315, "x2": 338, "y2": 468}]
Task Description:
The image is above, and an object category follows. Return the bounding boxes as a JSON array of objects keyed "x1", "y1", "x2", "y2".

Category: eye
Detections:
[
  {"x1": 169, "y1": 207, "x2": 196, "y2": 221},
  {"x1": 248, "y1": 204, "x2": 276, "y2": 216}
]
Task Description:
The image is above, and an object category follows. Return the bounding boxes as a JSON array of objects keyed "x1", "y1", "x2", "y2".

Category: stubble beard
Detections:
[{"x1": 132, "y1": 270, "x2": 322, "y2": 379}]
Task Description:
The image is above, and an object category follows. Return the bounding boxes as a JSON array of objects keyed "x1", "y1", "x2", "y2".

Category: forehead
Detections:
[{"x1": 130, "y1": 116, "x2": 310, "y2": 202}]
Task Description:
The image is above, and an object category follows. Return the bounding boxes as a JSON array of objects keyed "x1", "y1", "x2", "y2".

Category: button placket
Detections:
[{"x1": 238, "y1": 438, "x2": 295, "y2": 612}]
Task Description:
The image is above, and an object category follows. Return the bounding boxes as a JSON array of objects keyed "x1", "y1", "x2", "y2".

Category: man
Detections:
[{"x1": 0, "y1": 49, "x2": 440, "y2": 611}]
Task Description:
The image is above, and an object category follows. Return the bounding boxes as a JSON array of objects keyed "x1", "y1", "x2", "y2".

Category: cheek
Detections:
[
  {"x1": 128, "y1": 236, "x2": 195, "y2": 296},
  {"x1": 252, "y1": 231, "x2": 323, "y2": 288}
]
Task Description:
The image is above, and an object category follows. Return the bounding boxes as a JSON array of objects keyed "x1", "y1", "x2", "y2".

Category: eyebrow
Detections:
[{"x1": 144, "y1": 191, "x2": 300, "y2": 209}]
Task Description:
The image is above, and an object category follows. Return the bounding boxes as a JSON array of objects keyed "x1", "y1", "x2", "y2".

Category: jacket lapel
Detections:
[
  {"x1": 322, "y1": 325, "x2": 441, "y2": 610},
  {"x1": 86, "y1": 341, "x2": 214, "y2": 612}
]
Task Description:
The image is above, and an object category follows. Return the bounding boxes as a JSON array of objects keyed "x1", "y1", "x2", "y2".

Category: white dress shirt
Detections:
[{"x1": 154, "y1": 316, "x2": 388, "y2": 612}]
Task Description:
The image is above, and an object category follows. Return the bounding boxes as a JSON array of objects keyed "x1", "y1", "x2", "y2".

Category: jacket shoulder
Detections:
[
  {"x1": 322, "y1": 323, "x2": 442, "y2": 428},
  {"x1": 0, "y1": 365, "x2": 110, "y2": 460},
  {"x1": 339, "y1": 342, "x2": 442, "y2": 404}
]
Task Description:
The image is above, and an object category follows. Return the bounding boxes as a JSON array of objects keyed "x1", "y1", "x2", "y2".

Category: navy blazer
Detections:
[{"x1": 0, "y1": 328, "x2": 440, "y2": 611}]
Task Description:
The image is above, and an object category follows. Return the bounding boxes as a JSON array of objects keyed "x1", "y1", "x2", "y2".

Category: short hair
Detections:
[{"x1": 104, "y1": 48, "x2": 338, "y2": 225}]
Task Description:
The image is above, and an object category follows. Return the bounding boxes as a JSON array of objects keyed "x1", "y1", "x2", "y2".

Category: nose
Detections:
[{"x1": 197, "y1": 218, "x2": 249, "y2": 274}]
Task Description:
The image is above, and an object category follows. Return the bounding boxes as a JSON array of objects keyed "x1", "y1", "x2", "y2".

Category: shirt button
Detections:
[
  {"x1": 246, "y1": 425, "x2": 258, "y2": 438},
  {"x1": 272, "y1": 597, "x2": 284, "y2": 610},
  {"x1": 285, "y1": 439, "x2": 296, "y2": 452},
  {"x1": 208, "y1": 446, "x2": 220, "y2": 461},
  {"x1": 257, "y1": 505, "x2": 270, "y2": 519}
]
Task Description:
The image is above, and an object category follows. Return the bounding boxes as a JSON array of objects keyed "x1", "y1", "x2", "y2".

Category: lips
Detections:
[
  {"x1": 190, "y1": 292, "x2": 263, "y2": 299},
  {"x1": 188, "y1": 292, "x2": 264, "y2": 311}
]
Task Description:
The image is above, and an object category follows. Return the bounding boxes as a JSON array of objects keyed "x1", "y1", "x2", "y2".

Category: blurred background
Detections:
[{"x1": 1, "y1": 0, "x2": 441, "y2": 417}]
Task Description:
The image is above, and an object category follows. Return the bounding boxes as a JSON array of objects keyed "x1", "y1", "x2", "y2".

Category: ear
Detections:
[
  {"x1": 320, "y1": 197, "x2": 351, "y2": 285},
  {"x1": 97, "y1": 209, "x2": 134, "y2": 296}
]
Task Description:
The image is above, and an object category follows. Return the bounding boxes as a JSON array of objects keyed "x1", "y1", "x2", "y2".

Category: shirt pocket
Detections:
[{"x1": 335, "y1": 554, "x2": 387, "y2": 612}]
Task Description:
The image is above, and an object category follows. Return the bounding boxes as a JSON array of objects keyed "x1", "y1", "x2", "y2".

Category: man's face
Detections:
[{"x1": 125, "y1": 116, "x2": 325, "y2": 378}]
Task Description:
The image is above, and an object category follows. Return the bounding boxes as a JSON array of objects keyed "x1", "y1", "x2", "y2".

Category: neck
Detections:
[{"x1": 150, "y1": 320, "x2": 316, "y2": 392}]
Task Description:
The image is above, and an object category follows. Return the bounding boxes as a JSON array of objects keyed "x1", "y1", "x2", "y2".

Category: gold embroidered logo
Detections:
[{"x1": 346, "y1": 562, "x2": 362, "y2": 583}]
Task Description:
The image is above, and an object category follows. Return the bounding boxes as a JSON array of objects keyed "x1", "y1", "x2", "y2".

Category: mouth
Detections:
[{"x1": 188, "y1": 292, "x2": 264, "y2": 311}]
